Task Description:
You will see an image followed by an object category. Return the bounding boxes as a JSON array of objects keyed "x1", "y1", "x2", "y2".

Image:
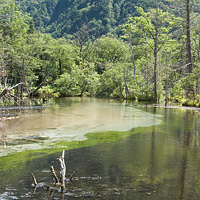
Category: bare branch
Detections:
[
  {"x1": 31, "y1": 173, "x2": 38, "y2": 186},
  {"x1": 28, "y1": 74, "x2": 50, "y2": 96},
  {"x1": 58, "y1": 150, "x2": 66, "y2": 192},
  {"x1": 8, "y1": 82, "x2": 25, "y2": 90}
]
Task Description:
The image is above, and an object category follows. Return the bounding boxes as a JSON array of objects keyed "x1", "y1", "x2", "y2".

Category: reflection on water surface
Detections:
[
  {"x1": 0, "y1": 97, "x2": 162, "y2": 156},
  {"x1": 0, "y1": 97, "x2": 200, "y2": 200}
]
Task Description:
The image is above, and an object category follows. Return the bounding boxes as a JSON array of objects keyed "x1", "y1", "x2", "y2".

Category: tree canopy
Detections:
[{"x1": 0, "y1": 0, "x2": 200, "y2": 107}]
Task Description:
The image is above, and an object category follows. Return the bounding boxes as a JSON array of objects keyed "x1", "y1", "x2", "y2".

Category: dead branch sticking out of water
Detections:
[
  {"x1": 50, "y1": 166, "x2": 59, "y2": 184},
  {"x1": 31, "y1": 150, "x2": 77, "y2": 196},
  {"x1": 70, "y1": 169, "x2": 77, "y2": 181},
  {"x1": 31, "y1": 173, "x2": 38, "y2": 186},
  {"x1": 58, "y1": 150, "x2": 66, "y2": 192}
]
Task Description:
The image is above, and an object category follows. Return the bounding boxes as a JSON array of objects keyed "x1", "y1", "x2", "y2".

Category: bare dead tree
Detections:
[
  {"x1": 71, "y1": 23, "x2": 90, "y2": 60},
  {"x1": 0, "y1": 82, "x2": 26, "y2": 114},
  {"x1": 31, "y1": 150, "x2": 77, "y2": 197}
]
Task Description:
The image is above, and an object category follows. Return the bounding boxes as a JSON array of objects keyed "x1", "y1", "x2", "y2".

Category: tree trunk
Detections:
[
  {"x1": 128, "y1": 32, "x2": 136, "y2": 80},
  {"x1": 154, "y1": 49, "x2": 158, "y2": 101},
  {"x1": 21, "y1": 58, "x2": 26, "y2": 100},
  {"x1": 153, "y1": 3, "x2": 159, "y2": 102},
  {"x1": 185, "y1": 0, "x2": 194, "y2": 98},
  {"x1": 14, "y1": 70, "x2": 18, "y2": 103},
  {"x1": 79, "y1": 81, "x2": 87, "y2": 97},
  {"x1": 186, "y1": 0, "x2": 193, "y2": 73},
  {"x1": 199, "y1": 34, "x2": 200, "y2": 60},
  {"x1": 124, "y1": 69, "x2": 129, "y2": 99},
  {"x1": 165, "y1": 57, "x2": 169, "y2": 107},
  {"x1": 59, "y1": 58, "x2": 62, "y2": 75},
  {"x1": 145, "y1": 35, "x2": 149, "y2": 100}
]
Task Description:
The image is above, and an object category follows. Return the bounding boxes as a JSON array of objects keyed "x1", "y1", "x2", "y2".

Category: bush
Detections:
[{"x1": 38, "y1": 86, "x2": 60, "y2": 99}]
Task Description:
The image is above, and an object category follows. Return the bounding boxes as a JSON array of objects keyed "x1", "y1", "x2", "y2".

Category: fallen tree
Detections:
[
  {"x1": 0, "y1": 82, "x2": 25, "y2": 99},
  {"x1": 0, "y1": 82, "x2": 26, "y2": 114},
  {"x1": 28, "y1": 73, "x2": 50, "y2": 97}
]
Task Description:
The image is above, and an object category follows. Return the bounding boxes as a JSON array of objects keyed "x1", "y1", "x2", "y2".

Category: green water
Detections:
[{"x1": 0, "y1": 97, "x2": 200, "y2": 200}]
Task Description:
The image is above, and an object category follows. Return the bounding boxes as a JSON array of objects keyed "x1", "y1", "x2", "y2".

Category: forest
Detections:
[
  {"x1": 0, "y1": 0, "x2": 200, "y2": 106},
  {"x1": 17, "y1": 0, "x2": 167, "y2": 38}
]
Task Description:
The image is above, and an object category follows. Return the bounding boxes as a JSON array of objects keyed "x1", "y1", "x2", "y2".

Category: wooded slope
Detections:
[{"x1": 18, "y1": 0, "x2": 168, "y2": 38}]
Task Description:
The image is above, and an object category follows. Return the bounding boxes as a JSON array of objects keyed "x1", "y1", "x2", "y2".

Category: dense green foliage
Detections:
[
  {"x1": 0, "y1": 0, "x2": 200, "y2": 106},
  {"x1": 17, "y1": 0, "x2": 170, "y2": 38}
]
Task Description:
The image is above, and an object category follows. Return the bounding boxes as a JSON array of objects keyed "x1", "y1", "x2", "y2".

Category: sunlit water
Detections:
[
  {"x1": 0, "y1": 97, "x2": 200, "y2": 200},
  {"x1": 0, "y1": 98, "x2": 162, "y2": 156}
]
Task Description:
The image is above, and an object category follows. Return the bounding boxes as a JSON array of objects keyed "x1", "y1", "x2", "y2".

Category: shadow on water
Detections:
[{"x1": 0, "y1": 97, "x2": 200, "y2": 199}]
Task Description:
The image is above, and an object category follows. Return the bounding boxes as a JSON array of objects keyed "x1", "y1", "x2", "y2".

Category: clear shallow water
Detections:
[
  {"x1": 0, "y1": 98, "x2": 200, "y2": 200},
  {"x1": 0, "y1": 97, "x2": 162, "y2": 156}
]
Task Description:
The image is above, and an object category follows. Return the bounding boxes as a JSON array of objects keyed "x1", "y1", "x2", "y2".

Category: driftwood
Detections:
[
  {"x1": 0, "y1": 116, "x2": 19, "y2": 121},
  {"x1": 31, "y1": 150, "x2": 77, "y2": 196}
]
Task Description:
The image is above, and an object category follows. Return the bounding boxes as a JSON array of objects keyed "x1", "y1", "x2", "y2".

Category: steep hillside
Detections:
[{"x1": 18, "y1": 0, "x2": 167, "y2": 38}]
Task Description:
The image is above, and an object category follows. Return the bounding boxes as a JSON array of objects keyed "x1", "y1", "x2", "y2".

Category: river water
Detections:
[{"x1": 0, "y1": 97, "x2": 200, "y2": 200}]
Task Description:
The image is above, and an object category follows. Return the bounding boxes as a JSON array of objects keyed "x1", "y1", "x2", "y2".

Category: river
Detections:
[{"x1": 0, "y1": 97, "x2": 200, "y2": 200}]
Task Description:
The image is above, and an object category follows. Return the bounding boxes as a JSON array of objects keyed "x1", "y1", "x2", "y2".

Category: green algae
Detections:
[{"x1": 0, "y1": 124, "x2": 161, "y2": 172}]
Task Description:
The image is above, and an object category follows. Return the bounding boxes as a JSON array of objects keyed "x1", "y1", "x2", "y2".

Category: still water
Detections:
[{"x1": 0, "y1": 97, "x2": 200, "y2": 200}]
